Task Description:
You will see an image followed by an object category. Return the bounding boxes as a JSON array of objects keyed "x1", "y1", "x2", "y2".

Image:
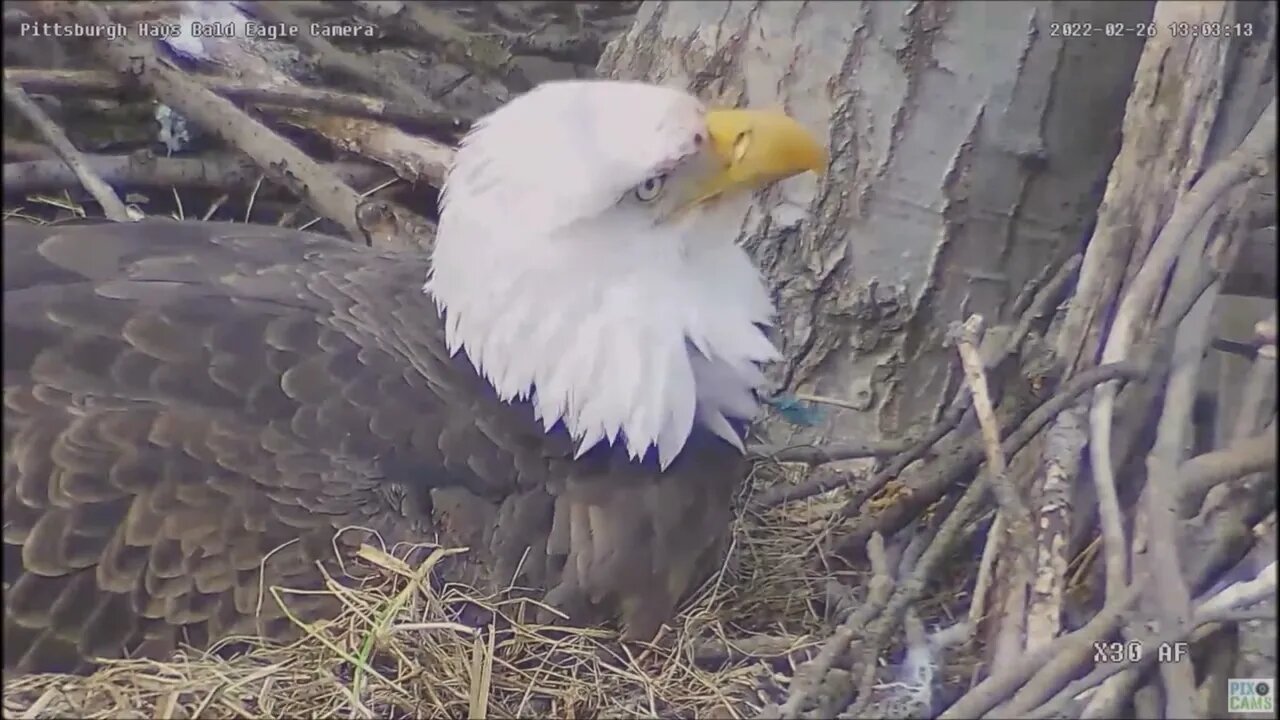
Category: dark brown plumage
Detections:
[{"x1": 2, "y1": 220, "x2": 744, "y2": 674}]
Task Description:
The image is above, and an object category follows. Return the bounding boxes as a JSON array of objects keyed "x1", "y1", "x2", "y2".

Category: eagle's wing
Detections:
[
  {"x1": 3, "y1": 221, "x2": 743, "y2": 673},
  {"x1": 4, "y1": 220, "x2": 457, "y2": 672}
]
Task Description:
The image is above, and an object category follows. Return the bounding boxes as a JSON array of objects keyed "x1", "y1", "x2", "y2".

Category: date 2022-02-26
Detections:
[{"x1": 1050, "y1": 20, "x2": 1254, "y2": 39}]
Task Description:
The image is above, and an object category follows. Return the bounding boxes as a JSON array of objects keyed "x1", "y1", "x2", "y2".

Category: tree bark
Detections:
[{"x1": 599, "y1": 0, "x2": 1152, "y2": 442}]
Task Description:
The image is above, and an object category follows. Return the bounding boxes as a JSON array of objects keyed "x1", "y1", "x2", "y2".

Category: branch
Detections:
[
  {"x1": 842, "y1": 351, "x2": 1108, "y2": 716},
  {"x1": 244, "y1": 1, "x2": 449, "y2": 118},
  {"x1": 3, "y1": 154, "x2": 392, "y2": 195},
  {"x1": 1003, "y1": 254, "x2": 1084, "y2": 360},
  {"x1": 3, "y1": 67, "x2": 470, "y2": 137},
  {"x1": 2, "y1": 136, "x2": 54, "y2": 161},
  {"x1": 939, "y1": 581, "x2": 1144, "y2": 719},
  {"x1": 1023, "y1": 564, "x2": 1277, "y2": 719},
  {"x1": 59, "y1": 2, "x2": 366, "y2": 240},
  {"x1": 1222, "y1": 311, "x2": 1276, "y2": 460},
  {"x1": 1025, "y1": 405, "x2": 1086, "y2": 652},
  {"x1": 748, "y1": 437, "x2": 916, "y2": 466},
  {"x1": 832, "y1": 396, "x2": 972, "y2": 519},
  {"x1": 952, "y1": 316, "x2": 1029, "y2": 524},
  {"x1": 1222, "y1": 224, "x2": 1278, "y2": 298},
  {"x1": 770, "y1": 533, "x2": 894, "y2": 720},
  {"x1": 1089, "y1": 95, "x2": 1277, "y2": 602},
  {"x1": 1179, "y1": 423, "x2": 1279, "y2": 516},
  {"x1": 756, "y1": 256, "x2": 1084, "y2": 512},
  {"x1": 952, "y1": 315, "x2": 1033, "y2": 675},
  {"x1": 351, "y1": 1, "x2": 531, "y2": 92},
  {"x1": 832, "y1": 255, "x2": 1082, "y2": 521},
  {"x1": 502, "y1": 26, "x2": 608, "y2": 66},
  {"x1": 747, "y1": 466, "x2": 858, "y2": 511},
  {"x1": 2, "y1": 81, "x2": 132, "y2": 221},
  {"x1": 844, "y1": 454, "x2": 1008, "y2": 718},
  {"x1": 1140, "y1": 271, "x2": 1218, "y2": 719},
  {"x1": 831, "y1": 361, "x2": 1148, "y2": 561}
]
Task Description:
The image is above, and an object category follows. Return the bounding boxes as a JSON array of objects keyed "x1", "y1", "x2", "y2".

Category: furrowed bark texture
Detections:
[{"x1": 600, "y1": 1, "x2": 1151, "y2": 442}]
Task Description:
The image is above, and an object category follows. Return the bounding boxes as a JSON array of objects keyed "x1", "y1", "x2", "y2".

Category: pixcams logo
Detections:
[{"x1": 1228, "y1": 678, "x2": 1274, "y2": 715}]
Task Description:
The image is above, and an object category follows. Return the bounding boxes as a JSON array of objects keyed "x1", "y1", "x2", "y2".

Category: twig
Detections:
[
  {"x1": 1195, "y1": 559, "x2": 1277, "y2": 615},
  {"x1": 788, "y1": 391, "x2": 865, "y2": 412},
  {"x1": 60, "y1": 1, "x2": 367, "y2": 240},
  {"x1": 832, "y1": 396, "x2": 973, "y2": 519},
  {"x1": 290, "y1": 112, "x2": 455, "y2": 186},
  {"x1": 1089, "y1": 96, "x2": 1277, "y2": 603},
  {"x1": 3, "y1": 154, "x2": 392, "y2": 195},
  {"x1": 748, "y1": 466, "x2": 860, "y2": 511},
  {"x1": 952, "y1": 315, "x2": 1032, "y2": 675},
  {"x1": 2, "y1": 81, "x2": 132, "y2": 221},
  {"x1": 938, "y1": 581, "x2": 1144, "y2": 719},
  {"x1": 832, "y1": 361, "x2": 1148, "y2": 561},
  {"x1": 953, "y1": 316, "x2": 1023, "y2": 522},
  {"x1": 1140, "y1": 233, "x2": 1224, "y2": 718},
  {"x1": 748, "y1": 437, "x2": 916, "y2": 467},
  {"x1": 844, "y1": 346, "x2": 1105, "y2": 714},
  {"x1": 748, "y1": 432, "x2": 921, "y2": 510},
  {"x1": 691, "y1": 635, "x2": 817, "y2": 669},
  {"x1": 354, "y1": 1, "x2": 532, "y2": 93},
  {"x1": 767, "y1": 261, "x2": 1073, "y2": 533},
  {"x1": 1055, "y1": 269, "x2": 1215, "y2": 718},
  {"x1": 969, "y1": 510, "x2": 1005, "y2": 637},
  {"x1": 831, "y1": 256, "x2": 1081, "y2": 522},
  {"x1": 1201, "y1": 311, "x2": 1278, "y2": 516},
  {"x1": 1102, "y1": 268, "x2": 1216, "y2": 512},
  {"x1": 2, "y1": 136, "x2": 54, "y2": 161},
  {"x1": 844, "y1": 454, "x2": 1006, "y2": 718},
  {"x1": 3, "y1": 67, "x2": 470, "y2": 136},
  {"x1": 1180, "y1": 423, "x2": 1279, "y2": 516},
  {"x1": 772, "y1": 533, "x2": 894, "y2": 720},
  {"x1": 1025, "y1": 406, "x2": 1086, "y2": 651},
  {"x1": 502, "y1": 26, "x2": 607, "y2": 66},
  {"x1": 1023, "y1": 565, "x2": 1277, "y2": 719},
  {"x1": 1001, "y1": 254, "x2": 1084, "y2": 360},
  {"x1": 245, "y1": 1, "x2": 446, "y2": 118}
]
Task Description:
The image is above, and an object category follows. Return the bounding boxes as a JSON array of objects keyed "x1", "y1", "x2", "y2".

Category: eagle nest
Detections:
[
  {"x1": 5, "y1": 2, "x2": 1276, "y2": 719},
  {"x1": 2, "y1": 463, "x2": 868, "y2": 719}
]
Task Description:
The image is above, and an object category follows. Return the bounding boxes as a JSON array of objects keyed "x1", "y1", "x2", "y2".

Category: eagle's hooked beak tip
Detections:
[{"x1": 693, "y1": 107, "x2": 827, "y2": 205}]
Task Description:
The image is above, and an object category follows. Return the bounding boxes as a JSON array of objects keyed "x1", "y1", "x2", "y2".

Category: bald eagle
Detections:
[{"x1": 2, "y1": 80, "x2": 825, "y2": 674}]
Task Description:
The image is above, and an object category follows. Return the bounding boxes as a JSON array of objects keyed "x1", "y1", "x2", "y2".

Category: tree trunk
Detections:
[{"x1": 599, "y1": 0, "x2": 1152, "y2": 442}]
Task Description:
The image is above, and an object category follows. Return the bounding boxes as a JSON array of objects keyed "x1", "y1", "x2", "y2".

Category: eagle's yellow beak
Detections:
[{"x1": 691, "y1": 108, "x2": 827, "y2": 205}]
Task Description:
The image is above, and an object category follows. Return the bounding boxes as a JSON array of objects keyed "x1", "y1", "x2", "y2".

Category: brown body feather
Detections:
[{"x1": 2, "y1": 220, "x2": 744, "y2": 674}]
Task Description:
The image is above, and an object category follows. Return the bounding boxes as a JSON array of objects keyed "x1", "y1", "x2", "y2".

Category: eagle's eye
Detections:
[{"x1": 633, "y1": 174, "x2": 667, "y2": 203}]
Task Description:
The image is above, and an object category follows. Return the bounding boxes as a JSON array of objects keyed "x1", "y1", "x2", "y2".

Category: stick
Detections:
[
  {"x1": 1089, "y1": 96, "x2": 1277, "y2": 603},
  {"x1": 831, "y1": 361, "x2": 1148, "y2": 562},
  {"x1": 952, "y1": 315, "x2": 1031, "y2": 675},
  {"x1": 939, "y1": 581, "x2": 1144, "y2": 719},
  {"x1": 1179, "y1": 424, "x2": 1278, "y2": 516},
  {"x1": 247, "y1": 1, "x2": 450, "y2": 117},
  {"x1": 775, "y1": 533, "x2": 894, "y2": 720},
  {"x1": 1024, "y1": 565, "x2": 1277, "y2": 719},
  {"x1": 3, "y1": 155, "x2": 393, "y2": 195},
  {"x1": 2, "y1": 81, "x2": 132, "y2": 222},
  {"x1": 3, "y1": 67, "x2": 469, "y2": 137},
  {"x1": 60, "y1": 2, "x2": 367, "y2": 240},
  {"x1": 832, "y1": 255, "x2": 1081, "y2": 521},
  {"x1": 1025, "y1": 404, "x2": 1085, "y2": 652}
]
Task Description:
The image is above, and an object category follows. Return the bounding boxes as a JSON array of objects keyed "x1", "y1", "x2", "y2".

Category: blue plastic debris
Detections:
[{"x1": 764, "y1": 393, "x2": 827, "y2": 427}]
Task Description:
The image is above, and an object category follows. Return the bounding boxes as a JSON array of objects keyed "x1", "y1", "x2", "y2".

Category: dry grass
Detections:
[{"x1": 3, "y1": 464, "x2": 847, "y2": 720}]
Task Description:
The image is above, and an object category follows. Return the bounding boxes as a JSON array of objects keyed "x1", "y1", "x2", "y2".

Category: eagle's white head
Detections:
[{"x1": 426, "y1": 80, "x2": 825, "y2": 468}]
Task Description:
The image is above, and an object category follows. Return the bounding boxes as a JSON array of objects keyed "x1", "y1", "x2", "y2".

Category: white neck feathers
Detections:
[{"x1": 424, "y1": 81, "x2": 780, "y2": 468}]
